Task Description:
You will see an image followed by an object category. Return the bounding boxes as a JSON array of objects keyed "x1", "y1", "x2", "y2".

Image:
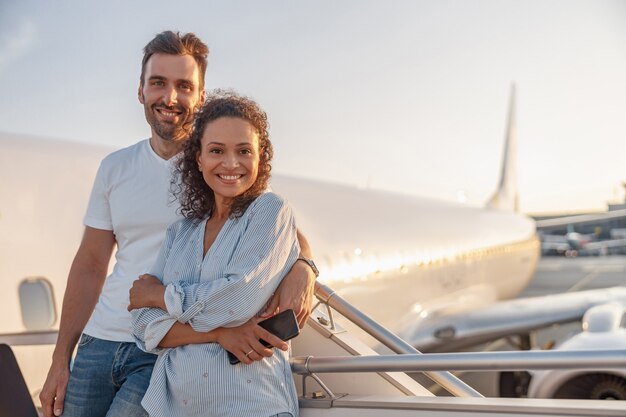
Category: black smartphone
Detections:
[{"x1": 227, "y1": 309, "x2": 300, "y2": 365}]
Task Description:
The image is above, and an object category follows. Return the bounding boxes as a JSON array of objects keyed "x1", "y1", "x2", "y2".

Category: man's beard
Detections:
[{"x1": 145, "y1": 102, "x2": 194, "y2": 142}]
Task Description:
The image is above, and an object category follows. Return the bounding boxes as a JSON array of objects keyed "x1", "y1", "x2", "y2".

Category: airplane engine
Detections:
[{"x1": 527, "y1": 303, "x2": 626, "y2": 400}]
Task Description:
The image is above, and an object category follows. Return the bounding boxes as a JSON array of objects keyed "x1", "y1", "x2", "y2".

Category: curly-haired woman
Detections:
[{"x1": 129, "y1": 91, "x2": 299, "y2": 417}]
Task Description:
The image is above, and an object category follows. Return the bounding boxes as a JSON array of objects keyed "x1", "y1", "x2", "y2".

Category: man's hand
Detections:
[
  {"x1": 263, "y1": 260, "x2": 316, "y2": 328},
  {"x1": 128, "y1": 274, "x2": 166, "y2": 311},
  {"x1": 216, "y1": 318, "x2": 288, "y2": 365},
  {"x1": 40, "y1": 226, "x2": 115, "y2": 417},
  {"x1": 40, "y1": 360, "x2": 70, "y2": 417}
]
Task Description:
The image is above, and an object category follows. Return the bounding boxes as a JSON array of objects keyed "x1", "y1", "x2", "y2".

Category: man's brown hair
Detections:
[{"x1": 140, "y1": 31, "x2": 209, "y2": 91}]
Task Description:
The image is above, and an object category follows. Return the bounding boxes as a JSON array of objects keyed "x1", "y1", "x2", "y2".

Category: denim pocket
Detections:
[{"x1": 77, "y1": 333, "x2": 95, "y2": 348}]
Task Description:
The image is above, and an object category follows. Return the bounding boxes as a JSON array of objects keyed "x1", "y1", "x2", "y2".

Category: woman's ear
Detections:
[{"x1": 196, "y1": 151, "x2": 202, "y2": 171}]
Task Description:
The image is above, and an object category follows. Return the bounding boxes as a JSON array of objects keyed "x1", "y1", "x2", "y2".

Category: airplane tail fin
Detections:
[{"x1": 486, "y1": 84, "x2": 519, "y2": 212}]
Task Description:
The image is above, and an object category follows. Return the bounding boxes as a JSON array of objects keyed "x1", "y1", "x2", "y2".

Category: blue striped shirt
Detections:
[{"x1": 131, "y1": 192, "x2": 300, "y2": 417}]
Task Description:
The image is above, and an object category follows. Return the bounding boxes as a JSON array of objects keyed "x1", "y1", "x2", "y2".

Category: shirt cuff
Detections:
[
  {"x1": 164, "y1": 282, "x2": 205, "y2": 324},
  {"x1": 164, "y1": 283, "x2": 185, "y2": 318},
  {"x1": 142, "y1": 316, "x2": 177, "y2": 353}
]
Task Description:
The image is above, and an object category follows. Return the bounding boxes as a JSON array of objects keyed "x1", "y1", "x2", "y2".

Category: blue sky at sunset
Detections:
[{"x1": 1, "y1": 0, "x2": 625, "y2": 213}]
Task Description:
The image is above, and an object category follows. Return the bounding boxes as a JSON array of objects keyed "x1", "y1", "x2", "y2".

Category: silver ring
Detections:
[{"x1": 244, "y1": 349, "x2": 254, "y2": 357}]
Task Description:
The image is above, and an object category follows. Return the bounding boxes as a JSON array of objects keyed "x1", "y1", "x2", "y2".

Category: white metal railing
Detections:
[
  {"x1": 0, "y1": 330, "x2": 57, "y2": 346},
  {"x1": 291, "y1": 349, "x2": 626, "y2": 374},
  {"x1": 313, "y1": 283, "x2": 483, "y2": 397}
]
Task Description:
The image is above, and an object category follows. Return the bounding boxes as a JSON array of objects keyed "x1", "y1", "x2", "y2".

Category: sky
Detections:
[{"x1": 1, "y1": 0, "x2": 625, "y2": 214}]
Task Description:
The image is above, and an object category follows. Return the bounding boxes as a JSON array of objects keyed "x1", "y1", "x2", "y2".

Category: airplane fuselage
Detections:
[
  {"x1": 272, "y1": 176, "x2": 540, "y2": 334},
  {"x1": 0, "y1": 134, "x2": 540, "y2": 335}
]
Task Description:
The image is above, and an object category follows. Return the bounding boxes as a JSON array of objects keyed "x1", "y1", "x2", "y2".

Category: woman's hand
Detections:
[
  {"x1": 216, "y1": 318, "x2": 288, "y2": 365},
  {"x1": 128, "y1": 274, "x2": 166, "y2": 311}
]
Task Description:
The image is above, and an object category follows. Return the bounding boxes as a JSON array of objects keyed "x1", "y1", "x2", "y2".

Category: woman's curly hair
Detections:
[{"x1": 175, "y1": 90, "x2": 273, "y2": 219}]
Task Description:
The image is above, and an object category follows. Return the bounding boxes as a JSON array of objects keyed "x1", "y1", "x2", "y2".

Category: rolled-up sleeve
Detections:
[
  {"x1": 131, "y1": 221, "x2": 180, "y2": 353},
  {"x1": 164, "y1": 194, "x2": 299, "y2": 332},
  {"x1": 131, "y1": 308, "x2": 177, "y2": 353}
]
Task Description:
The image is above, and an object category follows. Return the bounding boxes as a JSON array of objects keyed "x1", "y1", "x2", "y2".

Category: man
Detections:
[{"x1": 40, "y1": 31, "x2": 316, "y2": 417}]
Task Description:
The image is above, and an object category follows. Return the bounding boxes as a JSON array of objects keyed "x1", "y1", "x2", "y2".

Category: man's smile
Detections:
[{"x1": 154, "y1": 105, "x2": 184, "y2": 122}]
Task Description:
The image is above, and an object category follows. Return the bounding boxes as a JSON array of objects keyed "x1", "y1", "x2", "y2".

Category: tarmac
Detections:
[{"x1": 520, "y1": 255, "x2": 626, "y2": 298}]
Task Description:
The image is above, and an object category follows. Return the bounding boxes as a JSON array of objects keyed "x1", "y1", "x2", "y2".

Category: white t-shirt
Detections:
[{"x1": 83, "y1": 139, "x2": 181, "y2": 342}]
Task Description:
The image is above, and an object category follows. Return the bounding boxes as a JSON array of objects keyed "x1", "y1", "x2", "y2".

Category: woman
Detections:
[{"x1": 130, "y1": 91, "x2": 300, "y2": 417}]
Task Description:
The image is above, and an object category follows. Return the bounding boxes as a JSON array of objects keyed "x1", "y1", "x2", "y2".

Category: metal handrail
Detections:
[
  {"x1": 292, "y1": 349, "x2": 626, "y2": 374},
  {"x1": 0, "y1": 330, "x2": 58, "y2": 346},
  {"x1": 313, "y1": 283, "x2": 483, "y2": 397}
]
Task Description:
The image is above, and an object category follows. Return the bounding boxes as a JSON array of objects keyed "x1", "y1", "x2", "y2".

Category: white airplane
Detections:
[
  {"x1": 2, "y1": 89, "x2": 626, "y2": 415},
  {"x1": 540, "y1": 226, "x2": 596, "y2": 256},
  {"x1": 539, "y1": 220, "x2": 626, "y2": 257}
]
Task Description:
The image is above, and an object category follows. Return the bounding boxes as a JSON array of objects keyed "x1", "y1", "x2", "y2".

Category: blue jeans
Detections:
[{"x1": 62, "y1": 334, "x2": 156, "y2": 417}]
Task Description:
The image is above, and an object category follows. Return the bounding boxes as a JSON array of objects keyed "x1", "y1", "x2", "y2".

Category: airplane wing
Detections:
[
  {"x1": 540, "y1": 241, "x2": 571, "y2": 251},
  {"x1": 536, "y1": 209, "x2": 626, "y2": 230},
  {"x1": 402, "y1": 287, "x2": 626, "y2": 353},
  {"x1": 583, "y1": 238, "x2": 626, "y2": 251}
]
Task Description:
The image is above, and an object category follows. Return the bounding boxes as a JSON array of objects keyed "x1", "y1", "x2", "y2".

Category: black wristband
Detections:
[{"x1": 297, "y1": 256, "x2": 319, "y2": 278}]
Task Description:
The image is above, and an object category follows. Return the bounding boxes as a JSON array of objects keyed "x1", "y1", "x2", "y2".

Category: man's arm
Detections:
[
  {"x1": 40, "y1": 227, "x2": 115, "y2": 417},
  {"x1": 297, "y1": 229, "x2": 313, "y2": 259},
  {"x1": 263, "y1": 229, "x2": 316, "y2": 327}
]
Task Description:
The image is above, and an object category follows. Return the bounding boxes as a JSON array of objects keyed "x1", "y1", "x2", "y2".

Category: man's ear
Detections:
[
  {"x1": 138, "y1": 84, "x2": 145, "y2": 104},
  {"x1": 199, "y1": 89, "x2": 206, "y2": 105}
]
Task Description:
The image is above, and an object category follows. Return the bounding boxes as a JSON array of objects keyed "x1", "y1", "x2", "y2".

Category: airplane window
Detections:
[{"x1": 18, "y1": 277, "x2": 57, "y2": 331}]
